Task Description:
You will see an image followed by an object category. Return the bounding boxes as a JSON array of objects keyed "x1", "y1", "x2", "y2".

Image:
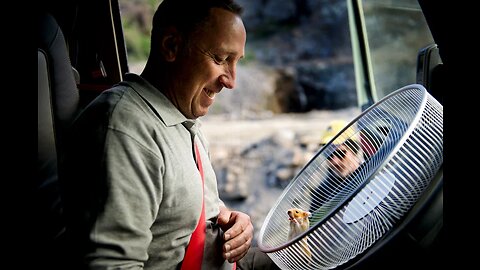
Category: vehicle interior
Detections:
[{"x1": 35, "y1": 0, "x2": 453, "y2": 269}]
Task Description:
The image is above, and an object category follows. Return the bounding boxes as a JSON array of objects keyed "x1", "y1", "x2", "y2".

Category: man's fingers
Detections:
[
  {"x1": 224, "y1": 228, "x2": 250, "y2": 251},
  {"x1": 224, "y1": 213, "x2": 251, "y2": 240},
  {"x1": 224, "y1": 234, "x2": 252, "y2": 262}
]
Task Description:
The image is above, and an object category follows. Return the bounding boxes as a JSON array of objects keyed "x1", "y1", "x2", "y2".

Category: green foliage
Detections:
[
  {"x1": 123, "y1": 26, "x2": 151, "y2": 63},
  {"x1": 119, "y1": 0, "x2": 155, "y2": 63}
]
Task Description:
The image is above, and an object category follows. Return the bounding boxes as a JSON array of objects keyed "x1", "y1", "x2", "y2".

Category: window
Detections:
[{"x1": 351, "y1": 0, "x2": 434, "y2": 108}]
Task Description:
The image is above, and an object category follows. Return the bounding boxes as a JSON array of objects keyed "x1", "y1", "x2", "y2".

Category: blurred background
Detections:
[{"x1": 118, "y1": 0, "x2": 433, "y2": 246}]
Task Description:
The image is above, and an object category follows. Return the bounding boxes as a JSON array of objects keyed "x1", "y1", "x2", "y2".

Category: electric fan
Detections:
[{"x1": 258, "y1": 84, "x2": 443, "y2": 270}]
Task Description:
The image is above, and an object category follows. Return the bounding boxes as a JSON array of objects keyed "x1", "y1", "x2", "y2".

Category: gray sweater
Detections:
[{"x1": 63, "y1": 73, "x2": 232, "y2": 269}]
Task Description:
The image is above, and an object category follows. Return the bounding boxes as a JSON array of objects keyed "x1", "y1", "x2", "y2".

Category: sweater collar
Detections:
[{"x1": 122, "y1": 73, "x2": 202, "y2": 131}]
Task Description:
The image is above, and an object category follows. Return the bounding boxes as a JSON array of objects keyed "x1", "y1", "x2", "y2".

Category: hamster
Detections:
[{"x1": 287, "y1": 208, "x2": 312, "y2": 258}]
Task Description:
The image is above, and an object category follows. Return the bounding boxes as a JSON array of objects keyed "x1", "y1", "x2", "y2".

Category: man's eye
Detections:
[{"x1": 214, "y1": 55, "x2": 227, "y2": 64}]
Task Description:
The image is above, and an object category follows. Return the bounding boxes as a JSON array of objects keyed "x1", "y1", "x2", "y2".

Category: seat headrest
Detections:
[{"x1": 37, "y1": 13, "x2": 79, "y2": 131}]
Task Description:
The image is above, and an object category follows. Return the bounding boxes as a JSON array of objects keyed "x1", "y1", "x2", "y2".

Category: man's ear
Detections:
[{"x1": 160, "y1": 27, "x2": 182, "y2": 62}]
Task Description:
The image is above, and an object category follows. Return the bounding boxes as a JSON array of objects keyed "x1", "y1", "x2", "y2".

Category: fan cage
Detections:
[{"x1": 257, "y1": 84, "x2": 443, "y2": 270}]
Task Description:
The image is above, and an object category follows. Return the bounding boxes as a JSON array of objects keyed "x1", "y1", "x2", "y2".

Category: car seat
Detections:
[{"x1": 37, "y1": 11, "x2": 80, "y2": 269}]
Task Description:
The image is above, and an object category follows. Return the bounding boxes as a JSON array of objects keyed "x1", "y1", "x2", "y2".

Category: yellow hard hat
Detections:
[{"x1": 319, "y1": 120, "x2": 348, "y2": 145}]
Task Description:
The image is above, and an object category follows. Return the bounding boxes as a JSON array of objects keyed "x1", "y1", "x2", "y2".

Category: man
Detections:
[
  {"x1": 325, "y1": 139, "x2": 361, "y2": 179},
  {"x1": 309, "y1": 120, "x2": 362, "y2": 211},
  {"x1": 318, "y1": 120, "x2": 361, "y2": 179},
  {"x1": 62, "y1": 1, "x2": 275, "y2": 269}
]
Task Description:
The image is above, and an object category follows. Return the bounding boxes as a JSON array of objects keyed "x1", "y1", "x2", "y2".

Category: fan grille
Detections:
[{"x1": 257, "y1": 84, "x2": 443, "y2": 270}]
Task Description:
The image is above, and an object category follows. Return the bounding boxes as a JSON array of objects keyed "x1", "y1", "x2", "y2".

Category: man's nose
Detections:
[{"x1": 219, "y1": 66, "x2": 236, "y2": 89}]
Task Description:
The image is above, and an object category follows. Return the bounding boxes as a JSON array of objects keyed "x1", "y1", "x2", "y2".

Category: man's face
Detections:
[
  {"x1": 168, "y1": 8, "x2": 246, "y2": 119},
  {"x1": 327, "y1": 144, "x2": 360, "y2": 179}
]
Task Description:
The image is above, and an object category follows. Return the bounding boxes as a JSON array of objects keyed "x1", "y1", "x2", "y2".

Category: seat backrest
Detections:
[{"x1": 37, "y1": 12, "x2": 80, "y2": 269}]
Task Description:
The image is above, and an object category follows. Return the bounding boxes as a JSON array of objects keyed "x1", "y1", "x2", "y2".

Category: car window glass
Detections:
[{"x1": 362, "y1": 0, "x2": 434, "y2": 100}]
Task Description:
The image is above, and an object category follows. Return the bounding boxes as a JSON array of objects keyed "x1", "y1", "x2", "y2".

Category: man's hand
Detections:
[{"x1": 217, "y1": 206, "x2": 253, "y2": 263}]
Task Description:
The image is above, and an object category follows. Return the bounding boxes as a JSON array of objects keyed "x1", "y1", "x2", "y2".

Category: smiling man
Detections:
[
  {"x1": 143, "y1": 2, "x2": 246, "y2": 119},
  {"x1": 62, "y1": 1, "x2": 277, "y2": 269}
]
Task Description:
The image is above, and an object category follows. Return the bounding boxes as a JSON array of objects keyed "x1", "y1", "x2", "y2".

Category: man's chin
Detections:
[{"x1": 193, "y1": 108, "x2": 209, "y2": 118}]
